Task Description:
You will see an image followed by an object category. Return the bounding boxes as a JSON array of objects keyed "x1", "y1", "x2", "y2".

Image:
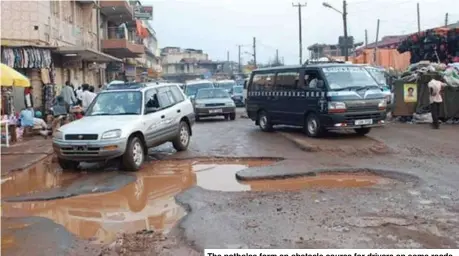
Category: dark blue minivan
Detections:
[{"x1": 245, "y1": 62, "x2": 387, "y2": 137}]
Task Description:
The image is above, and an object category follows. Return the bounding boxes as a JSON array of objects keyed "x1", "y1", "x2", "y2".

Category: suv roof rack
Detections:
[{"x1": 303, "y1": 58, "x2": 346, "y2": 66}]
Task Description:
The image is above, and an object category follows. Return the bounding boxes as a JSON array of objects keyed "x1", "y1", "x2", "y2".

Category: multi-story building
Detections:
[
  {"x1": 160, "y1": 47, "x2": 223, "y2": 82},
  {"x1": 0, "y1": 0, "x2": 158, "y2": 111}
]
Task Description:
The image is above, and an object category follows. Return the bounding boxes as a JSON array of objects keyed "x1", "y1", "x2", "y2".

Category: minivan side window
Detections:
[
  {"x1": 275, "y1": 70, "x2": 300, "y2": 90},
  {"x1": 303, "y1": 70, "x2": 323, "y2": 89},
  {"x1": 251, "y1": 72, "x2": 276, "y2": 91}
]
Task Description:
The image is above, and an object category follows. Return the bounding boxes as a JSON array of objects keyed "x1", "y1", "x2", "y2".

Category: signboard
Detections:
[{"x1": 134, "y1": 6, "x2": 153, "y2": 20}]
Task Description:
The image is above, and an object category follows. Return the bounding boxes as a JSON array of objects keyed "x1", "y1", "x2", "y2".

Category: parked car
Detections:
[
  {"x1": 214, "y1": 79, "x2": 237, "y2": 93},
  {"x1": 192, "y1": 88, "x2": 236, "y2": 121},
  {"x1": 53, "y1": 83, "x2": 195, "y2": 171},
  {"x1": 184, "y1": 80, "x2": 215, "y2": 99},
  {"x1": 246, "y1": 62, "x2": 387, "y2": 137},
  {"x1": 229, "y1": 85, "x2": 245, "y2": 107}
]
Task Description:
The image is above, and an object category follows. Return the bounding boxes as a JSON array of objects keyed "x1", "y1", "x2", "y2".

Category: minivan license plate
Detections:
[
  {"x1": 355, "y1": 119, "x2": 373, "y2": 125},
  {"x1": 209, "y1": 109, "x2": 222, "y2": 113}
]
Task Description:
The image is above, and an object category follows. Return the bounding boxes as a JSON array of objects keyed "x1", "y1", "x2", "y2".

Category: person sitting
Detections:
[{"x1": 20, "y1": 107, "x2": 48, "y2": 136}]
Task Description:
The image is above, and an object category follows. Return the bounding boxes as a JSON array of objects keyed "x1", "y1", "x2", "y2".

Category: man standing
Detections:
[
  {"x1": 81, "y1": 84, "x2": 97, "y2": 111},
  {"x1": 75, "y1": 86, "x2": 83, "y2": 105},
  {"x1": 60, "y1": 81, "x2": 77, "y2": 106},
  {"x1": 428, "y1": 78, "x2": 446, "y2": 129}
]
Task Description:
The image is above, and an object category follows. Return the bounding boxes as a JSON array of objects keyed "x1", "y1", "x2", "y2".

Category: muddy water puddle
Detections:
[{"x1": 1, "y1": 158, "x2": 276, "y2": 244}]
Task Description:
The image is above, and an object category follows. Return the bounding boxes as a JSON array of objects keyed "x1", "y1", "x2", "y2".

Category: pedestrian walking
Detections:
[
  {"x1": 60, "y1": 81, "x2": 77, "y2": 106},
  {"x1": 428, "y1": 77, "x2": 447, "y2": 129},
  {"x1": 81, "y1": 84, "x2": 97, "y2": 112}
]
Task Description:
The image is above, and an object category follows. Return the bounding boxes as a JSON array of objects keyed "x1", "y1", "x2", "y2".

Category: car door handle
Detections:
[
  {"x1": 177, "y1": 109, "x2": 181, "y2": 113},
  {"x1": 161, "y1": 115, "x2": 165, "y2": 119}
]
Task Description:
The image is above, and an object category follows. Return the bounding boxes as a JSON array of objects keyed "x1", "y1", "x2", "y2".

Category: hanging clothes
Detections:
[
  {"x1": 0, "y1": 47, "x2": 52, "y2": 68},
  {"x1": 41, "y1": 68, "x2": 50, "y2": 84},
  {"x1": 43, "y1": 84, "x2": 55, "y2": 112},
  {"x1": 24, "y1": 87, "x2": 33, "y2": 108}
]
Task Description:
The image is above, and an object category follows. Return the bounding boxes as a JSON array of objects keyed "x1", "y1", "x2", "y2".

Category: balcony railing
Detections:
[{"x1": 106, "y1": 27, "x2": 143, "y2": 45}]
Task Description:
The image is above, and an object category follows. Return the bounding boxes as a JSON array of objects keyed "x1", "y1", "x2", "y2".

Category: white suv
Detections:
[{"x1": 53, "y1": 83, "x2": 195, "y2": 171}]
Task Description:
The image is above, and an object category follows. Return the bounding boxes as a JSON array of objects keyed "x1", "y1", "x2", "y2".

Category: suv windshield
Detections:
[
  {"x1": 196, "y1": 88, "x2": 229, "y2": 99},
  {"x1": 217, "y1": 82, "x2": 236, "y2": 91},
  {"x1": 85, "y1": 91, "x2": 142, "y2": 116},
  {"x1": 322, "y1": 66, "x2": 378, "y2": 89},
  {"x1": 365, "y1": 67, "x2": 387, "y2": 85},
  {"x1": 185, "y1": 83, "x2": 214, "y2": 96},
  {"x1": 232, "y1": 86, "x2": 243, "y2": 93}
]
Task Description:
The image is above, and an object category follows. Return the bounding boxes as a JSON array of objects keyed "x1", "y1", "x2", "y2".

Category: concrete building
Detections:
[
  {"x1": 0, "y1": 0, "x2": 159, "y2": 111},
  {"x1": 160, "y1": 47, "x2": 223, "y2": 82}
]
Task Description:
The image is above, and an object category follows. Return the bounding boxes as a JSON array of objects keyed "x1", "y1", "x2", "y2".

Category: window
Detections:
[
  {"x1": 251, "y1": 72, "x2": 276, "y2": 91},
  {"x1": 157, "y1": 87, "x2": 176, "y2": 108},
  {"x1": 145, "y1": 89, "x2": 159, "y2": 109},
  {"x1": 275, "y1": 70, "x2": 300, "y2": 90},
  {"x1": 303, "y1": 70, "x2": 322, "y2": 89},
  {"x1": 169, "y1": 85, "x2": 185, "y2": 102}
]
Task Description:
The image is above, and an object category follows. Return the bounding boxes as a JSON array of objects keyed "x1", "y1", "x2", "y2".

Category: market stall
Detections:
[{"x1": 1, "y1": 63, "x2": 31, "y2": 147}]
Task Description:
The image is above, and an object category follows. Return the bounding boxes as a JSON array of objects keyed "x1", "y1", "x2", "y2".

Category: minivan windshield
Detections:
[
  {"x1": 365, "y1": 67, "x2": 387, "y2": 85},
  {"x1": 195, "y1": 88, "x2": 229, "y2": 99},
  {"x1": 216, "y1": 81, "x2": 236, "y2": 91},
  {"x1": 322, "y1": 66, "x2": 379, "y2": 90},
  {"x1": 85, "y1": 91, "x2": 142, "y2": 116},
  {"x1": 185, "y1": 83, "x2": 214, "y2": 96}
]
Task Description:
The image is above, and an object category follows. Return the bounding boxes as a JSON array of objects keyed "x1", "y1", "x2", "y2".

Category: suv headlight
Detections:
[
  {"x1": 378, "y1": 99, "x2": 387, "y2": 110},
  {"x1": 101, "y1": 129, "x2": 122, "y2": 139},
  {"x1": 328, "y1": 102, "x2": 346, "y2": 113},
  {"x1": 53, "y1": 130, "x2": 63, "y2": 140}
]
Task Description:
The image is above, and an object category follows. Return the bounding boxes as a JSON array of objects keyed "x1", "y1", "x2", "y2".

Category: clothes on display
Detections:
[
  {"x1": 43, "y1": 84, "x2": 55, "y2": 112},
  {"x1": 1, "y1": 47, "x2": 52, "y2": 69},
  {"x1": 398, "y1": 28, "x2": 459, "y2": 64}
]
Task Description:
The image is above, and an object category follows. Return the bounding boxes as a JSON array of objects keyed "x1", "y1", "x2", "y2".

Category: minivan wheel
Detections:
[
  {"x1": 258, "y1": 111, "x2": 273, "y2": 132},
  {"x1": 355, "y1": 127, "x2": 371, "y2": 136},
  {"x1": 122, "y1": 136, "x2": 144, "y2": 172},
  {"x1": 305, "y1": 113, "x2": 323, "y2": 137},
  {"x1": 172, "y1": 121, "x2": 190, "y2": 151},
  {"x1": 57, "y1": 158, "x2": 79, "y2": 170}
]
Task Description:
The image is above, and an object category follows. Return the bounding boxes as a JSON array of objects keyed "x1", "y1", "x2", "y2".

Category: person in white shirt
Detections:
[
  {"x1": 427, "y1": 78, "x2": 446, "y2": 129},
  {"x1": 81, "y1": 84, "x2": 97, "y2": 112},
  {"x1": 75, "y1": 86, "x2": 83, "y2": 103}
]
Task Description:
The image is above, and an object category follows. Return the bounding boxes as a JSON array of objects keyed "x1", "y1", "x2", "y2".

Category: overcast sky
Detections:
[{"x1": 147, "y1": 0, "x2": 458, "y2": 65}]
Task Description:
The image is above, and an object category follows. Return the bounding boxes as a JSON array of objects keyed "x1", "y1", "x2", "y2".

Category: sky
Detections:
[{"x1": 146, "y1": 0, "x2": 459, "y2": 65}]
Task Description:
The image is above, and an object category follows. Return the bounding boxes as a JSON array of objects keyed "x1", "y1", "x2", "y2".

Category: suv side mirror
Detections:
[{"x1": 317, "y1": 80, "x2": 325, "y2": 88}]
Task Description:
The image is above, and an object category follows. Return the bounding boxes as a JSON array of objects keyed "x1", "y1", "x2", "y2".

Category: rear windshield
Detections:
[
  {"x1": 185, "y1": 83, "x2": 214, "y2": 96},
  {"x1": 322, "y1": 66, "x2": 378, "y2": 89}
]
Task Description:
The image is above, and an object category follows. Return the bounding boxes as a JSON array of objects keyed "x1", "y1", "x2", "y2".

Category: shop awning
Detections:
[
  {"x1": 0, "y1": 63, "x2": 31, "y2": 87},
  {"x1": 54, "y1": 47, "x2": 122, "y2": 62}
]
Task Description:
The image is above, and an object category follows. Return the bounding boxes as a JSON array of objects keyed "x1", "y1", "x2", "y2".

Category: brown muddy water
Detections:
[
  {"x1": 1, "y1": 157, "x2": 392, "y2": 245},
  {"x1": 1, "y1": 158, "x2": 276, "y2": 244}
]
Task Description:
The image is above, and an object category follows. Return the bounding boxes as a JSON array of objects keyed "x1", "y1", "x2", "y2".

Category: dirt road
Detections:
[{"x1": 2, "y1": 110, "x2": 458, "y2": 255}]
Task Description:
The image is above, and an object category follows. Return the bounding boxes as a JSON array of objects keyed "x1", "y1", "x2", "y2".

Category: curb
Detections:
[
  {"x1": 277, "y1": 132, "x2": 319, "y2": 152},
  {"x1": 1, "y1": 152, "x2": 54, "y2": 177}
]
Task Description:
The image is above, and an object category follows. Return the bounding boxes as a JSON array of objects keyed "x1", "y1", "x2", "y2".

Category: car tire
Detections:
[
  {"x1": 57, "y1": 158, "x2": 79, "y2": 170},
  {"x1": 121, "y1": 136, "x2": 144, "y2": 172},
  {"x1": 355, "y1": 127, "x2": 371, "y2": 136},
  {"x1": 229, "y1": 112, "x2": 236, "y2": 120},
  {"x1": 305, "y1": 113, "x2": 324, "y2": 138},
  {"x1": 172, "y1": 121, "x2": 191, "y2": 151},
  {"x1": 258, "y1": 110, "x2": 273, "y2": 132}
]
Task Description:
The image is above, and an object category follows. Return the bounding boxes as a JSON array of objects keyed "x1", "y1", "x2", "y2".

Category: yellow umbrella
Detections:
[{"x1": 0, "y1": 63, "x2": 31, "y2": 87}]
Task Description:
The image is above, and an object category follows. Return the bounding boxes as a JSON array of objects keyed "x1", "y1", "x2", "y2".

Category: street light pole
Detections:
[{"x1": 342, "y1": 0, "x2": 349, "y2": 61}]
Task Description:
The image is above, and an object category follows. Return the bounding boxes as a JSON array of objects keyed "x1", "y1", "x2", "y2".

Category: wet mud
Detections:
[{"x1": 1, "y1": 157, "x2": 278, "y2": 245}]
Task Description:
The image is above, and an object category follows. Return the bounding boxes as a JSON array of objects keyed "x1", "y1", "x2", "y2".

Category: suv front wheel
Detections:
[
  {"x1": 122, "y1": 136, "x2": 144, "y2": 172},
  {"x1": 173, "y1": 121, "x2": 191, "y2": 151},
  {"x1": 58, "y1": 158, "x2": 79, "y2": 170}
]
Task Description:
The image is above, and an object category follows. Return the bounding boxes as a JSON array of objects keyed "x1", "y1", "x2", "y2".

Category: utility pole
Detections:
[
  {"x1": 342, "y1": 0, "x2": 349, "y2": 61},
  {"x1": 292, "y1": 2, "x2": 307, "y2": 64},
  {"x1": 417, "y1": 2, "x2": 421, "y2": 33},
  {"x1": 365, "y1": 29, "x2": 368, "y2": 48},
  {"x1": 253, "y1": 37, "x2": 257, "y2": 68},
  {"x1": 276, "y1": 49, "x2": 279, "y2": 64},
  {"x1": 238, "y1": 45, "x2": 242, "y2": 73},
  {"x1": 445, "y1": 13, "x2": 449, "y2": 26},
  {"x1": 373, "y1": 19, "x2": 380, "y2": 64}
]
